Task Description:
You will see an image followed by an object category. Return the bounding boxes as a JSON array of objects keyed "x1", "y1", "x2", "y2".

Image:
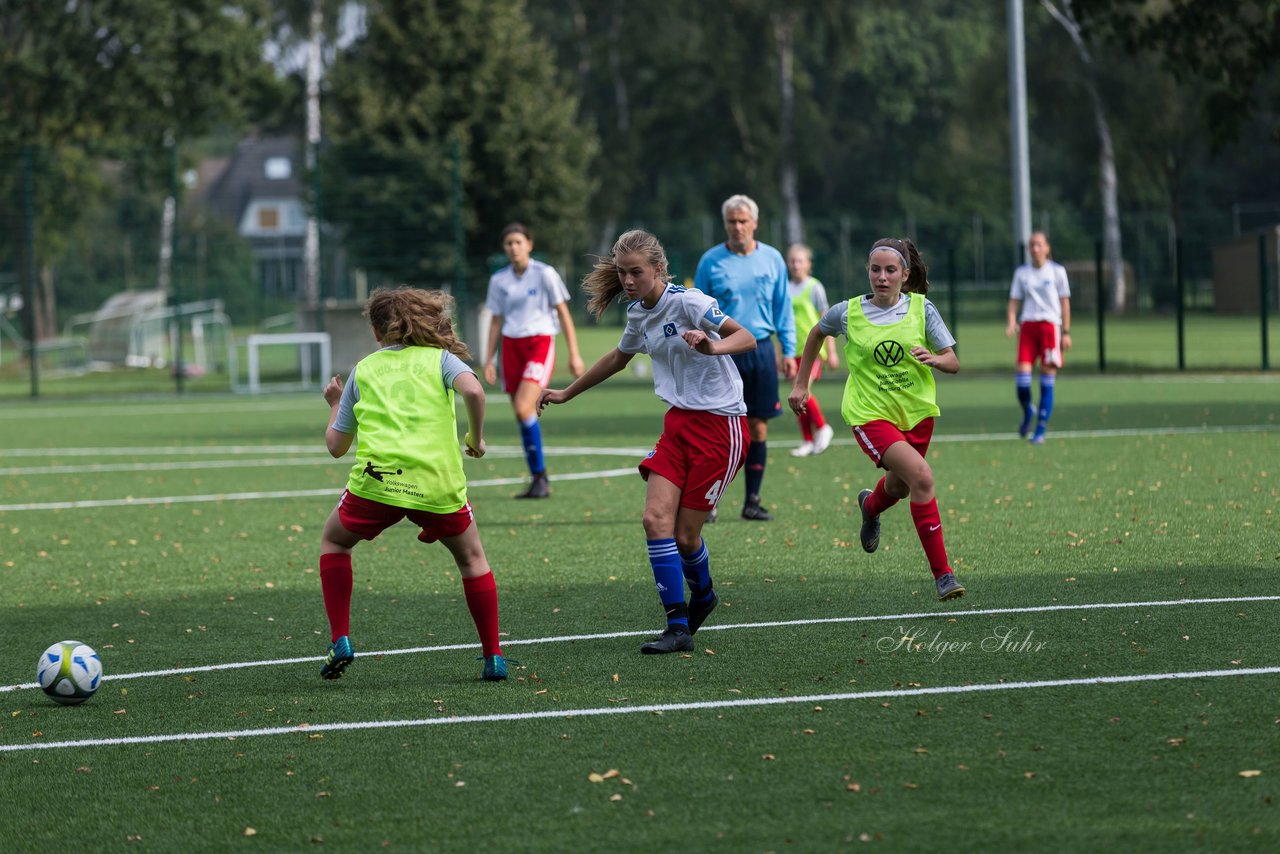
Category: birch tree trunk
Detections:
[
  {"x1": 303, "y1": 0, "x2": 322, "y2": 308},
  {"x1": 1042, "y1": 0, "x2": 1126, "y2": 311},
  {"x1": 772, "y1": 10, "x2": 803, "y2": 246}
]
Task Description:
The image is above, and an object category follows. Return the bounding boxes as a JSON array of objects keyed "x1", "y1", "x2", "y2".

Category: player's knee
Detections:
[{"x1": 641, "y1": 509, "x2": 670, "y2": 539}]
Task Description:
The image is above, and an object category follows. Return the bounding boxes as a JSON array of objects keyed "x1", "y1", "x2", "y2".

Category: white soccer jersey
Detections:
[
  {"x1": 484, "y1": 260, "x2": 571, "y2": 337},
  {"x1": 617, "y1": 285, "x2": 746, "y2": 416},
  {"x1": 1009, "y1": 261, "x2": 1070, "y2": 324}
]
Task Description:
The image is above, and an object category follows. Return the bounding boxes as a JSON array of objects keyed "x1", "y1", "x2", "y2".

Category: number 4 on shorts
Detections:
[{"x1": 704, "y1": 479, "x2": 724, "y2": 505}]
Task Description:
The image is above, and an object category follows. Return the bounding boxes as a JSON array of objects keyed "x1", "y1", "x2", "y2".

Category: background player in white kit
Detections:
[
  {"x1": 537, "y1": 229, "x2": 756, "y2": 654},
  {"x1": 482, "y1": 223, "x2": 585, "y2": 497},
  {"x1": 1006, "y1": 231, "x2": 1072, "y2": 444}
]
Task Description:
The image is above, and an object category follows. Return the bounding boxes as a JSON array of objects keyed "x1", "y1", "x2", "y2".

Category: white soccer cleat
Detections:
[
  {"x1": 790, "y1": 441, "x2": 815, "y2": 457},
  {"x1": 812, "y1": 424, "x2": 835, "y2": 455}
]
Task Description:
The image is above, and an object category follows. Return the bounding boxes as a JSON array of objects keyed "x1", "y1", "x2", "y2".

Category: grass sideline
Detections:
[
  {"x1": 0, "y1": 374, "x2": 1277, "y2": 850},
  {"x1": 3, "y1": 313, "x2": 1279, "y2": 401}
]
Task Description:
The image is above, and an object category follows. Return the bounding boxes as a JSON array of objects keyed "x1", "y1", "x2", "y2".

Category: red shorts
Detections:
[
  {"x1": 639, "y1": 409, "x2": 749, "y2": 511},
  {"x1": 337, "y1": 490, "x2": 474, "y2": 543},
  {"x1": 852, "y1": 418, "x2": 935, "y2": 468},
  {"x1": 501, "y1": 335, "x2": 556, "y2": 394},
  {"x1": 1017, "y1": 321, "x2": 1063, "y2": 368}
]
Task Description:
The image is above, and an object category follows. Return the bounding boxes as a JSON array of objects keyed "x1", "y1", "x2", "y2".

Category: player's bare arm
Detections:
[
  {"x1": 788, "y1": 326, "x2": 827, "y2": 414},
  {"x1": 681, "y1": 318, "x2": 755, "y2": 356},
  {"x1": 537, "y1": 347, "x2": 634, "y2": 414},
  {"x1": 911, "y1": 345, "x2": 960, "y2": 374}
]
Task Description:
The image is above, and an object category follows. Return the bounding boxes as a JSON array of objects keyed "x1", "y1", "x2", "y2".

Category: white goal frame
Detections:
[{"x1": 233, "y1": 332, "x2": 332, "y2": 394}]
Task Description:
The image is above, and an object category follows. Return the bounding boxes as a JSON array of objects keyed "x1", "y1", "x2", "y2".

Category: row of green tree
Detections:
[{"x1": 3, "y1": 0, "x2": 1278, "y2": 335}]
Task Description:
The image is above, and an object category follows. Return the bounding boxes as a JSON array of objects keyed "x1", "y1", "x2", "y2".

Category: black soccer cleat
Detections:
[
  {"x1": 515, "y1": 472, "x2": 550, "y2": 499},
  {"x1": 640, "y1": 625, "x2": 694, "y2": 655},
  {"x1": 857, "y1": 488, "x2": 880, "y2": 553},
  {"x1": 741, "y1": 495, "x2": 773, "y2": 521},
  {"x1": 935, "y1": 572, "x2": 967, "y2": 601}
]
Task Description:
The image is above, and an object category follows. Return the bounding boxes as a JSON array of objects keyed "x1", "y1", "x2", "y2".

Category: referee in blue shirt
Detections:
[{"x1": 694, "y1": 195, "x2": 798, "y2": 521}]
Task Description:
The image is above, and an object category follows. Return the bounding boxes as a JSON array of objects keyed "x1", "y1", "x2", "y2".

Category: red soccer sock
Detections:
[
  {"x1": 909, "y1": 498, "x2": 952, "y2": 579},
  {"x1": 319, "y1": 553, "x2": 353, "y2": 642},
  {"x1": 864, "y1": 476, "x2": 900, "y2": 518},
  {"x1": 796, "y1": 414, "x2": 814, "y2": 442},
  {"x1": 809, "y1": 396, "x2": 828, "y2": 430},
  {"x1": 462, "y1": 572, "x2": 503, "y2": 657}
]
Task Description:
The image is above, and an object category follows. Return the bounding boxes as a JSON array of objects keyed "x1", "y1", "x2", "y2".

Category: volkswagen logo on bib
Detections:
[{"x1": 874, "y1": 340, "x2": 905, "y2": 367}]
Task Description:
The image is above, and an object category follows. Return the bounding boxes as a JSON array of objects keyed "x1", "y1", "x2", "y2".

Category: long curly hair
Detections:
[
  {"x1": 870, "y1": 237, "x2": 931, "y2": 295},
  {"x1": 363, "y1": 287, "x2": 471, "y2": 359},
  {"x1": 581, "y1": 229, "x2": 673, "y2": 319}
]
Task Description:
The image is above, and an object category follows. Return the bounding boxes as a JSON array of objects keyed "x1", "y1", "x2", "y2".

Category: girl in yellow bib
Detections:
[
  {"x1": 787, "y1": 238, "x2": 966, "y2": 601},
  {"x1": 319, "y1": 288, "x2": 509, "y2": 681}
]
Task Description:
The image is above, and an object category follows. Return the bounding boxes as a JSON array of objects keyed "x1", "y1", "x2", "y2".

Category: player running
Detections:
[
  {"x1": 788, "y1": 237, "x2": 966, "y2": 601},
  {"x1": 538, "y1": 229, "x2": 756, "y2": 653}
]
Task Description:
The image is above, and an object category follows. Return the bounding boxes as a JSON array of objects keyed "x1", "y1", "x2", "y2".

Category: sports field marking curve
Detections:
[
  {"x1": 4, "y1": 594, "x2": 1275, "y2": 694},
  {"x1": 4, "y1": 665, "x2": 1276, "y2": 753}
]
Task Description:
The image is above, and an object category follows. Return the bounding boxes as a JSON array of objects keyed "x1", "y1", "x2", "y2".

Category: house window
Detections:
[
  {"x1": 265, "y1": 156, "x2": 292, "y2": 179},
  {"x1": 258, "y1": 207, "x2": 280, "y2": 230}
]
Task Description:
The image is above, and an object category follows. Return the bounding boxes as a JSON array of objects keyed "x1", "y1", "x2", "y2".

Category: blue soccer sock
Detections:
[
  {"x1": 647, "y1": 538, "x2": 688, "y2": 627},
  {"x1": 743, "y1": 441, "x2": 767, "y2": 500},
  {"x1": 518, "y1": 415, "x2": 545, "y2": 475},
  {"x1": 1016, "y1": 371, "x2": 1034, "y2": 436},
  {"x1": 1036, "y1": 375, "x2": 1056, "y2": 434},
  {"x1": 680, "y1": 538, "x2": 713, "y2": 603}
]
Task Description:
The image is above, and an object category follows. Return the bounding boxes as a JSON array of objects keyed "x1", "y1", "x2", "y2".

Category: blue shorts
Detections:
[{"x1": 731, "y1": 340, "x2": 783, "y2": 420}]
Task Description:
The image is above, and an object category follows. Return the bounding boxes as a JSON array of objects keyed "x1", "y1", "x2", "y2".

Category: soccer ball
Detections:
[{"x1": 36, "y1": 641, "x2": 103, "y2": 706}]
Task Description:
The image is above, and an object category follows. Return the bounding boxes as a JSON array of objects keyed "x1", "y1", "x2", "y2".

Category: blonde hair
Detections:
[
  {"x1": 581, "y1": 229, "x2": 673, "y2": 319},
  {"x1": 870, "y1": 237, "x2": 931, "y2": 295},
  {"x1": 364, "y1": 287, "x2": 471, "y2": 359}
]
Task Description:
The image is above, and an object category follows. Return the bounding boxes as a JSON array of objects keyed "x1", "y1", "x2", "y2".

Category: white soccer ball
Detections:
[{"x1": 36, "y1": 641, "x2": 103, "y2": 706}]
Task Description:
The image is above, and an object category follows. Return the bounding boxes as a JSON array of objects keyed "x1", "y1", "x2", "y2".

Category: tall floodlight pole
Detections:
[
  {"x1": 304, "y1": 0, "x2": 323, "y2": 315},
  {"x1": 1008, "y1": 0, "x2": 1032, "y2": 263}
]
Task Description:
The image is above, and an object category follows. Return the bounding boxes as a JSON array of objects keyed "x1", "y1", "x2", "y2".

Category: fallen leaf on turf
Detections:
[
  {"x1": 76, "y1": 766, "x2": 91, "y2": 773},
  {"x1": 1024, "y1": 772, "x2": 1036, "y2": 779},
  {"x1": 903, "y1": 783, "x2": 919, "y2": 790},
  {"x1": 1166, "y1": 738, "x2": 1185, "y2": 746},
  {"x1": 802, "y1": 729, "x2": 816, "y2": 735},
  {"x1": 243, "y1": 828, "x2": 256, "y2": 837},
  {"x1": 914, "y1": 747, "x2": 928, "y2": 754},
  {"x1": 602, "y1": 769, "x2": 620, "y2": 780},
  {"x1": 1239, "y1": 770, "x2": 1263, "y2": 778},
  {"x1": 762, "y1": 754, "x2": 776, "y2": 761},
  {"x1": 612, "y1": 673, "x2": 619, "y2": 683},
  {"x1": 704, "y1": 648, "x2": 716, "y2": 655},
  {"x1": 587, "y1": 772, "x2": 604, "y2": 783},
  {"x1": 846, "y1": 783, "x2": 861, "y2": 793},
  {"x1": 610, "y1": 794, "x2": 622, "y2": 801},
  {"x1": 316, "y1": 791, "x2": 330, "y2": 798}
]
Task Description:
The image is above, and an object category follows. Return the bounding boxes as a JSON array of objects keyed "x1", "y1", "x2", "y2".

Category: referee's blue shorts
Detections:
[{"x1": 731, "y1": 339, "x2": 784, "y2": 420}]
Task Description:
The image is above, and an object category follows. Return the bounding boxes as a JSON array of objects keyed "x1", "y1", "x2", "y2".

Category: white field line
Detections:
[
  {"x1": 0, "y1": 468, "x2": 640, "y2": 512},
  {"x1": 3, "y1": 594, "x2": 1276, "y2": 694},
  {"x1": 4, "y1": 666, "x2": 1277, "y2": 753},
  {"x1": 2, "y1": 422, "x2": 1276, "y2": 510}
]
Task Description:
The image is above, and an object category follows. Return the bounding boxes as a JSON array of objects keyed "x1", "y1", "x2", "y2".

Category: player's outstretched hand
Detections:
[
  {"x1": 323, "y1": 374, "x2": 344, "y2": 406},
  {"x1": 787, "y1": 384, "x2": 809, "y2": 416},
  {"x1": 482, "y1": 363, "x2": 498, "y2": 386},
  {"x1": 537, "y1": 388, "x2": 567, "y2": 415},
  {"x1": 463, "y1": 432, "x2": 486, "y2": 458}
]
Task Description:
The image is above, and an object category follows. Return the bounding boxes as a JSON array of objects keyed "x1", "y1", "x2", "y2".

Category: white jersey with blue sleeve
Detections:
[{"x1": 617, "y1": 286, "x2": 746, "y2": 416}]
